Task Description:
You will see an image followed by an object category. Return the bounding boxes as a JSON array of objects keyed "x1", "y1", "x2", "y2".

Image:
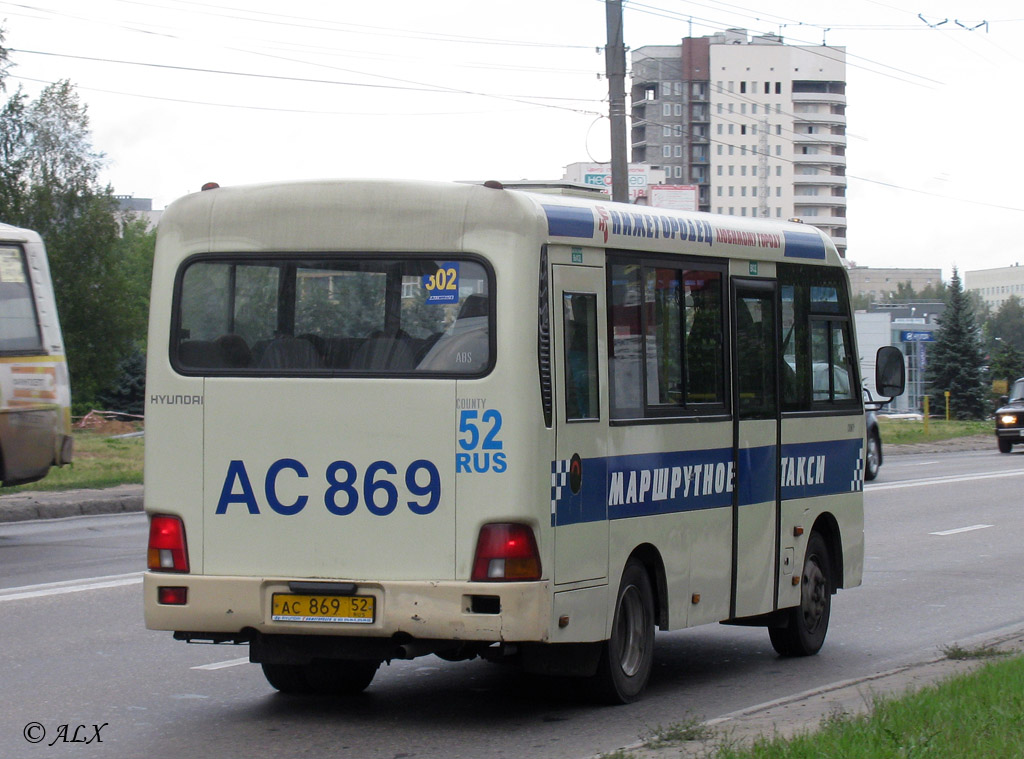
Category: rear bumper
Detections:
[{"x1": 144, "y1": 573, "x2": 552, "y2": 643}]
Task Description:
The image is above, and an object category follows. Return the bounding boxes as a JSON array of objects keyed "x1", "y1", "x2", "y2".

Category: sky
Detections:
[{"x1": 0, "y1": 0, "x2": 1022, "y2": 279}]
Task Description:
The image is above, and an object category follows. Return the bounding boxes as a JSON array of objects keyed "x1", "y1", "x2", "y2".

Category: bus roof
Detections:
[
  {"x1": 526, "y1": 190, "x2": 840, "y2": 266},
  {"x1": 0, "y1": 222, "x2": 43, "y2": 244},
  {"x1": 157, "y1": 179, "x2": 841, "y2": 268}
]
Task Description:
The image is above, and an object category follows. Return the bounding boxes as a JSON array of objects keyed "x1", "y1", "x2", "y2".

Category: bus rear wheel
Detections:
[
  {"x1": 769, "y1": 533, "x2": 831, "y2": 657},
  {"x1": 592, "y1": 561, "x2": 655, "y2": 704},
  {"x1": 262, "y1": 659, "x2": 380, "y2": 695}
]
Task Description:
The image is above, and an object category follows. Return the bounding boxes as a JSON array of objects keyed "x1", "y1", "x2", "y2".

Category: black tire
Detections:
[
  {"x1": 864, "y1": 432, "x2": 881, "y2": 481},
  {"x1": 262, "y1": 659, "x2": 380, "y2": 695},
  {"x1": 592, "y1": 561, "x2": 656, "y2": 704},
  {"x1": 769, "y1": 532, "x2": 832, "y2": 657},
  {"x1": 998, "y1": 438, "x2": 1013, "y2": 454},
  {"x1": 261, "y1": 662, "x2": 314, "y2": 694}
]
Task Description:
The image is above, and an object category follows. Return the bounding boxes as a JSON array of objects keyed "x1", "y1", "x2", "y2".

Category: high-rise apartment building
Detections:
[{"x1": 630, "y1": 29, "x2": 848, "y2": 255}]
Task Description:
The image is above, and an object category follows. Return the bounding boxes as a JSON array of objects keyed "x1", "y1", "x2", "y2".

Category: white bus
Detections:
[
  {"x1": 144, "y1": 180, "x2": 904, "y2": 703},
  {"x1": 0, "y1": 223, "x2": 73, "y2": 487}
]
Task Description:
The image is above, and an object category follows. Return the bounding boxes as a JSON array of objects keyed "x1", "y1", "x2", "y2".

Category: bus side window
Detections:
[
  {"x1": 563, "y1": 292, "x2": 599, "y2": 421},
  {"x1": 811, "y1": 319, "x2": 854, "y2": 402},
  {"x1": 778, "y1": 264, "x2": 857, "y2": 410},
  {"x1": 0, "y1": 245, "x2": 44, "y2": 352}
]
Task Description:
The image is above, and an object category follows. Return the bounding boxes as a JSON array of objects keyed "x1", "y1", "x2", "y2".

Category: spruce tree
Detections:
[{"x1": 925, "y1": 268, "x2": 987, "y2": 419}]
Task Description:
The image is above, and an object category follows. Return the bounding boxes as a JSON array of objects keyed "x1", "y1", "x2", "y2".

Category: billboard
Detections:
[
  {"x1": 648, "y1": 185, "x2": 699, "y2": 211},
  {"x1": 561, "y1": 163, "x2": 663, "y2": 202}
]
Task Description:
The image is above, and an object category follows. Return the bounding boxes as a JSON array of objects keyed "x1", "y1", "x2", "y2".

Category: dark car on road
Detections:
[
  {"x1": 995, "y1": 378, "x2": 1024, "y2": 453},
  {"x1": 863, "y1": 388, "x2": 883, "y2": 480}
]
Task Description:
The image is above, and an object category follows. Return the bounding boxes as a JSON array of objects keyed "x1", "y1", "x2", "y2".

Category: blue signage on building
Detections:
[{"x1": 900, "y1": 330, "x2": 935, "y2": 342}]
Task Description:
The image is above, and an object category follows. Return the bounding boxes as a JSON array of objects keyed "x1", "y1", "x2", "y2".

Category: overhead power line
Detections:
[
  {"x1": 9, "y1": 48, "x2": 604, "y2": 116},
  {"x1": 10, "y1": 74, "x2": 546, "y2": 116},
  {"x1": 621, "y1": 0, "x2": 948, "y2": 87}
]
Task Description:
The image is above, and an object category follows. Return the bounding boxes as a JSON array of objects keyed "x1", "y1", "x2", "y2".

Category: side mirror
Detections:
[{"x1": 875, "y1": 346, "x2": 906, "y2": 400}]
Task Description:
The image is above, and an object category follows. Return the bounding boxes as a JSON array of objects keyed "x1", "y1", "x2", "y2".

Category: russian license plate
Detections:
[{"x1": 271, "y1": 594, "x2": 375, "y2": 624}]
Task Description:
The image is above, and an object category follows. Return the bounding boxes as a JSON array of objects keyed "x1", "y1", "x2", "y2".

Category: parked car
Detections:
[
  {"x1": 995, "y1": 377, "x2": 1024, "y2": 453},
  {"x1": 863, "y1": 388, "x2": 883, "y2": 480}
]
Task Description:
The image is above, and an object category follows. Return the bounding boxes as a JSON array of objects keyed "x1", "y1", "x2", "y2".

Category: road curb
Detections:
[{"x1": 0, "y1": 484, "x2": 143, "y2": 523}]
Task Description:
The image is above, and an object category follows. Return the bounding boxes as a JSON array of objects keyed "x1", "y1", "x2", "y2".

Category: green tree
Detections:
[
  {"x1": 990, "y1": 340, "x2": 1024, "y2": 387},
  {"x1": 986, "y1": 295, "x2": 1024, "y2": 354},
  {"x1": 925, "y1": 267, "x2": 987, "y2": 419},
  {"x1": 97, "y1": 347, "x2": 146, "y2": 416},
  {"x1": 893, "y1": 280, "x2": 916, "y2": 301},
  {"x1": 0, "y1": 32, "x2": 150, "y2": 405},
  {"x1": 114, "y1": 217, "x2": 156, "y2": 339}
]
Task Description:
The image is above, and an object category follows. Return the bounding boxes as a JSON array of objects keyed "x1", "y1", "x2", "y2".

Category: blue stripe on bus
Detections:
[
  {"x1": 783, "y1": 229, "x2": 827, "y2": 259},
  {"x1": 551, "y1": 438, "x2": 863, "y2": 527},
  {"x1": 543, "y1": 205, "x2": 595, "y2": 239}
]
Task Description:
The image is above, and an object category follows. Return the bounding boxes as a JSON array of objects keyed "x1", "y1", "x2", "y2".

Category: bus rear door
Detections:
[{"x1": 551, "y1": 263, "x2": 608, "y2": 586}]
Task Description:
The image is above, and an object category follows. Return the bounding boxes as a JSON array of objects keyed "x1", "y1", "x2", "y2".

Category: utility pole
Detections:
[{"x1": 605, "y1": 0, "x2": 628, "y2": 203}]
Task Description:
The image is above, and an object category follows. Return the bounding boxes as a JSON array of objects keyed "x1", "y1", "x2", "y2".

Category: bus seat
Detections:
[
  {"x1": 350, "y1": 336, "x2": 417, "y2": 371},
  {"x1": 417, "y1": 327, "x2": 488, "y2": 372},
  {"x1": 215, "y1": 334, "x2": 251, "y2": 368},
  {"x1": 257, "y1": 337, "x2": 322, "y2": 370},
  {"x1": 321, "y1": 337, "x2": 359, "y2": 369},
  {"x1": 178, "y1": 339, "x2": 224, "y2": 369}
]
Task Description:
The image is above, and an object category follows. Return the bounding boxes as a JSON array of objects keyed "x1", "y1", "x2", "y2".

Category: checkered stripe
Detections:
[
  {"x1": 551, "y1": 459, "x2": 571, "y2": 516},
  {"x1": 850, "y1": 442, "x2": 865, "y2": 492}
]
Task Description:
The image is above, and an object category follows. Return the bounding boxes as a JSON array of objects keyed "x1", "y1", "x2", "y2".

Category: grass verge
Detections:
[
  {"x1": 5, "y1": 429, "x2": 144, "y2": 493},
  {"x1": 641, "y1": 718, "x2": 715, "y2": 749},
  {"x1": 941, "y1": 643, "x2": 1009, "y2": 661},
  {"x1": 713, "y1": 655, "x2": 1024, "y2": 758},
  {"x1": 877, "y1": 418, "x2": 991, "y2": 445}
]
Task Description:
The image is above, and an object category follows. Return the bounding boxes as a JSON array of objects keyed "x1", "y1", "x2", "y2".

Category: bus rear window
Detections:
[{"x1": 173, "y1": 256, "x2": 491, "y2": 376}]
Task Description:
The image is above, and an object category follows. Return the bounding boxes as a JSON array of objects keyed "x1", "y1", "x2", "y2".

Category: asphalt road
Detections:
[{"x1": 2, "y1": 445, "x2": 1023, "y2": 759}]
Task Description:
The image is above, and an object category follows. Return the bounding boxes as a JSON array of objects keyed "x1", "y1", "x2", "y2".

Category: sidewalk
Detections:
[{"x1": 0, "y1": 483, "x2": 143, "y2": 523}]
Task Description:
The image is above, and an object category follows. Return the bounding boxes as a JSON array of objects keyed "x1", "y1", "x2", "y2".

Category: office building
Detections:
[
  {"x1": 845, "y1": 265, "x2": 942, "y2": 301},
  {"x1": 965, "y1": 264, "x2": 1024, "y2": 312}
]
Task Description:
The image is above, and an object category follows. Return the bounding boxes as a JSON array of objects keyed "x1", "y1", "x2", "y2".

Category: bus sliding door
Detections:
[{"x1": 730, "y1": 279, "x2": 780, "y2": 619}]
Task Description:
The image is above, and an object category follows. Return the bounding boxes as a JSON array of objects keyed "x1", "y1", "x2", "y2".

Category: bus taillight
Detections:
[
  {"x1": 471, "y1": 523, "x2": 541, "y2": 581},
  {"x1": 148, "y1": 515, "x2": 190, "y2": 573}
]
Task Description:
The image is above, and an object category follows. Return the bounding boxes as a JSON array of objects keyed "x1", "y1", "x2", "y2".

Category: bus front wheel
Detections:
[
  {"x1": 864, "y1": 432, "x2": 881, "y2": 480},
  {"x1": 769, "y1": 532, "x2": 832, "y2": 657},
  {"x1": 592, "y1": 561, "x2": 655, "y2": 704}
]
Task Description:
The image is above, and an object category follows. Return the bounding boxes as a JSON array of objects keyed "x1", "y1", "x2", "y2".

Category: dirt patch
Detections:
[
  {"x1": 81, "y1": 420, "x2": 140, "y2": 436},
  {"x1": 74, "y1": 410, "x2": 143, "y2": 437}
]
